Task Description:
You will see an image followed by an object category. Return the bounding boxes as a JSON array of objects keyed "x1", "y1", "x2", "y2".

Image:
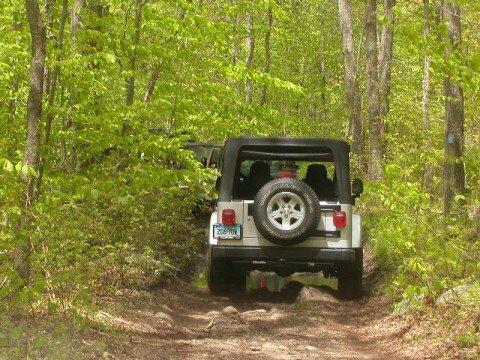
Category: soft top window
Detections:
[
  {"x1": 233, "y1": 146, "x2": 338, "y2": 201},
  {"x1": 218, "y1": 138, "x2": 352, "y2": 204}
]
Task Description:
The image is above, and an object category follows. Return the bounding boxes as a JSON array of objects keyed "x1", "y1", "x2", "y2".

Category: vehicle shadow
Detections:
[{"x1": 229, "y1": 275, "x2": 343, "y2": 306}]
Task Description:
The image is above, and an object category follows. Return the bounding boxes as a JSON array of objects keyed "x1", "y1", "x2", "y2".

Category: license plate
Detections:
[{"x1": 213, "y1": 224, "x2": 242, "y2": 239}]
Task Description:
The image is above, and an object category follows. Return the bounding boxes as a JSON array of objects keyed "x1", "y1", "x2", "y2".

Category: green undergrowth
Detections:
[
  {"x1": 0, "y1": 314, "x2": 100, "y2": 359},
  {"x1": 0, "y1": 137, "x2": 215, "y2": 316},
  {"x1": 362, "y1": 164, "x2": 480, "y2": 302},
  {"x1": 360, "y1": 164, "x2": 480, "y2": 349}
]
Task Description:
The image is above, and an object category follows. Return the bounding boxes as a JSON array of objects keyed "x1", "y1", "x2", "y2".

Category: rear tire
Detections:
[
  {"x1": 229, "y1": 267, "x2": 246, "y2": 295},
  {"x1": 337, "y1": 249, "x2": 363, "y2": 300},
  {"x1": 206, "y1": 246, "x2": 228, "y2": 296}
]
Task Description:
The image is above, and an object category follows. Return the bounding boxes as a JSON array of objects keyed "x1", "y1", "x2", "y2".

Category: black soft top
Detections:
[{"x1": 218, "y1": 137, "x2": 353, "y2": 204}]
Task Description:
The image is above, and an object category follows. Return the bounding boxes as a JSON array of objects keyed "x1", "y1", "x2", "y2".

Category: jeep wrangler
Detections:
[{"x1": 206, "y1": 138, "x2": 363, "y2": 299}]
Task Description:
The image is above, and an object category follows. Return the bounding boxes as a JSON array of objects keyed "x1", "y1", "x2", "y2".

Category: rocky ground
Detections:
[
  {"x1": 3, "y1": 242, "x2": 478, "y2": 359},
  {"x1": 88, "y1": 283, "x2": 400, "y2": 359},
  {"x1": 73, "y1": 261, "x2": 477, "y2": 360},
  {"x1": 4, "y1": 269, "x2": 478, "y2": 359}
]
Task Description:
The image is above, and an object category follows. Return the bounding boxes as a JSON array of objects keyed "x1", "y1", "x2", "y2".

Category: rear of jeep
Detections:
[{"x1": 206, "y1": 138, "x2": 363, "y2": 299}]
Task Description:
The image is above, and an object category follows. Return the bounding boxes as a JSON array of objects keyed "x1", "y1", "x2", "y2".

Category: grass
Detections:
[
  {"x1": 0, "y1": 315, "x2": 99, "y2": 359},
  {"x1": 453, "y1": 327, "x2": 479, "y2": 348}
]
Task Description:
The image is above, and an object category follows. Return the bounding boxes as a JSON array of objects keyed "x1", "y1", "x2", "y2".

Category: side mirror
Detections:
[
  {"x1": 352, "y1": 178, "x2": 363, "y2": 198},
  {"x1": 215, "y1": 176, "x2": 222, "y2": 191}
]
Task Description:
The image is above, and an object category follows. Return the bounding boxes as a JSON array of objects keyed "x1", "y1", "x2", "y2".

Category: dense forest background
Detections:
[{"x1": 1, "y1": 0, "x2": 479, "y2": 341}]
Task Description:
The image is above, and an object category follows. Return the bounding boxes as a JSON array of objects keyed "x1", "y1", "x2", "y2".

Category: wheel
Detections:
[
  {"x1": 338, "y1": 270, "x2": 362, "y2": 300},
  {"x1": 229, "y1": 267, "x2": 246, "y2": 295},
  {"x1": 337, "y1": 249, "x2": 363, "y2": 300},
  {"x1": 252, "y1": 179, "x2": 320, "y2": 245},
  {"x1": 206, "y1": 246, "x2": 228, "y2": 295}
]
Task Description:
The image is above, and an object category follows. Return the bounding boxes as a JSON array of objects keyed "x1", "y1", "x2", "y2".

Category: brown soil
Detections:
[
  {"x1": 75, "y1": 248, "x2": 473, "y2": 360},
  {"x1": 8, "y1": 243, "x2": 467, "y2": 359},
  {"x1": 88, "y1": 285, "x2": 401, "y2": 360},
  {"x1": 3, "y1": 234, "x2": 478, "y2": 358}
]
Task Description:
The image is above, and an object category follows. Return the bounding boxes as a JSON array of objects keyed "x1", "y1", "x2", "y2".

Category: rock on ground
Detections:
[
  {"x1": 207, "y1": 310, "x2": 221, "y2": 317},
  {"x1": 155, "y1": 311, "x2": 173, "y2": 322},
  {"x1": 297, "y1": 286, "x2": 336, "y2": 302},
  {"x1": 435, "y1": 284, "x2": 470, "y2": 306},
  {"x1": 269, "y1": 313, "x2": 286, "y2": 322},
  {"x1": 222, "y1": 306, "x2": 238, "y2": 315}
]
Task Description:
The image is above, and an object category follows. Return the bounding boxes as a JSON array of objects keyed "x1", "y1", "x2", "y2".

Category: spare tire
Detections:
[{"x1": 252, "y1": 179, "x2": 320, "y2": 246}]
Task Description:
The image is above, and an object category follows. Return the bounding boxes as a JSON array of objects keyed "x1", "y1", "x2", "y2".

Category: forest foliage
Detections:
[{"x1": 0, "y1": 0, "x2": 479, "y2": 316}]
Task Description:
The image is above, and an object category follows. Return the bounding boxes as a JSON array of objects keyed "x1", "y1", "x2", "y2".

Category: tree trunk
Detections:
[
  {"x1": 71, "y1": 0, "x2": 85, "y2": 41},
  {"x1": 314, "y1": 34, "x2": 328, "y2": 122},
  {"x1": 422, "y1": 0, "x2": 433, "y2": 191},
  {"x1": 378, "y1": 0, "x2": 395, "y2": 117},
  {"x1": 13, "y1": 0, "x2": 47, "y2": 281},
  {"x1": 245, "y1": 13, "x2": 255, "y2": 104},
  {"x1": 260, "y1": 6, "x2": 273, "y2": 105},
  {"x1": 231, "y1": 11, "x2": 239, "y2": 66},
  {"x1": 422, "y1": 0, "x2": 431, "y2": 131},
  {"x1": 319, "y1": 58, "x2": 327, "y2": 120},
  {"x1": 36, "y1": 0, "x2": 69, "y2": 192},
  {"x1": 44, "y1": 0, "x2": 68, "y2": 145},
  {"x1": 442, "y1": 1, "x2": 465, "y2": 213},
  {"x1": 24, "y1": 0, "x2": 46, "y2": 175},
  {"x1": 365, "y1": 0, "x2": 383, "y2": 180},
  {"x1": 143, "y1": 61, "x2": 162, "y2": 102},
  {"x1": 229, "y1": 8, "x2": 244, "y2": 98},
  {"x1": 67, "y1": 0, "x2": 86, "y2": 174},
  {"x1": 125, "y1": 0, "x2": 144, "y2": 107},
  {"x1": 337, "y1": 0, "x2": 364, "y2": 167}
]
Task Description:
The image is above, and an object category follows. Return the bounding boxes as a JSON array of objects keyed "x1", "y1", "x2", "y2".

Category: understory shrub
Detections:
[
  {"x1": 361, "y1": 164, "x2": 480, "y2": 306},
  {"x1": 0, "y1": 137, "x2": 214, "y2": 312}
]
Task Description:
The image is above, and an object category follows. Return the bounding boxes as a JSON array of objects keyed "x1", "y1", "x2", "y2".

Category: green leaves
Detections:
[
  {"x1": 1, "y1": 159, "x2": 37, "y2": 178},
  {"x1": 2, "y1": 159, "x2": 14, "y2": 173},
  {"x1": 0, "y1": 0, "x2": 478, "y2": 324}
]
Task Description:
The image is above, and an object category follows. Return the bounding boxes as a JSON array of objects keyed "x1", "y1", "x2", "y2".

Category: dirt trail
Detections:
[
  {"x1": 27, "y1": 220, "x2": 465, "y2": 359},
  {"x1": 79, "y1": 221, "x2": 447, "y2": 359},
  {"x1": 86, "y1": 265, "x2": 421, "y2": 359}
]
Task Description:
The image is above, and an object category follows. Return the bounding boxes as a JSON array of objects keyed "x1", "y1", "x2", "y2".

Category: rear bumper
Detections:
[{"x1": 211, "y1": 245, "x2": 358, "y2": 272}]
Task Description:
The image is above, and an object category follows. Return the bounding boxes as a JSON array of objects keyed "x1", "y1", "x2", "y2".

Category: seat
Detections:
[
  {"x1": 244, "y1": 161, "x2": 272, "y2": 199},
  {"x1": 303, "y1": 164, "x2": 335, "y2": 200}
]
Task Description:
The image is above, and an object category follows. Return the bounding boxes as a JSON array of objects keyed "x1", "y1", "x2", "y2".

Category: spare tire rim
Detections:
[{"x1": 266, "y1": 191, "x2": 306, "y2": 231}]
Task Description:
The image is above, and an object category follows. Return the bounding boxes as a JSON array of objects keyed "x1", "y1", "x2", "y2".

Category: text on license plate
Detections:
[{"x1": 213, "y1": 224, "x2": 242, "y2": 239}]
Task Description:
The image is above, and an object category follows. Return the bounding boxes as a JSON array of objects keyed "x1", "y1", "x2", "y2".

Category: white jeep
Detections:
[{"x1": 206, "y1": 138, "x2": 363, "y2": 299}]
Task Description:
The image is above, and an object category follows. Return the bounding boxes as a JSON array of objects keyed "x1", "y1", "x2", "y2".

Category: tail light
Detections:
[
  {"x1": 333, "y1": 211, "x2": 347, "y2": 228},
  {"x1": 222, "y1": 209, "x2": 236, "y2": 226}
]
